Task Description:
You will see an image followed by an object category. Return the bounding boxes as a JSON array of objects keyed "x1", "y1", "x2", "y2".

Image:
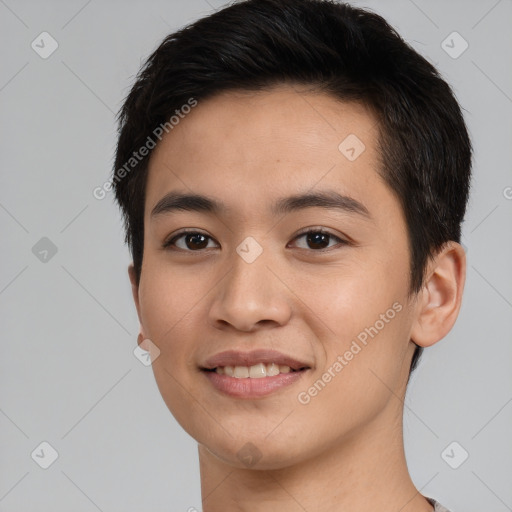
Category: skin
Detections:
[{"x1": 128, "y1": 84, "x2": 466, "y2": 512}]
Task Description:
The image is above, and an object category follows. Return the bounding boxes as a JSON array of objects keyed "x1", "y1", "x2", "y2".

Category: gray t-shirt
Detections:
[{"x1": 426, "y1": 496, "x2": 452, "y2": 512}]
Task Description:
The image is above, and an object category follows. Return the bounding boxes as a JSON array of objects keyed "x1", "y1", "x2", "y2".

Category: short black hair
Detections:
[{"x1": 112, "y1": 0, "x2": 472, "y2": 375}]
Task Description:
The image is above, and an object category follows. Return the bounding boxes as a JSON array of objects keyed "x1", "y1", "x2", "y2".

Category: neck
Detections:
[{"x1": 198, "y1": 400, "x2": 433, "y2": 512}]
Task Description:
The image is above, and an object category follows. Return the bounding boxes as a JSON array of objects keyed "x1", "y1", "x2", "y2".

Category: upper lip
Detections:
[{"x1": 201, "y1": 349, "x2": 311, "y2": 371}]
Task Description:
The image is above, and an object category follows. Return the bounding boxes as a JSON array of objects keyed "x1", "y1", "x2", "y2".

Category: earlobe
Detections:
[{"x1": 410, "y1": 241, "x2": 466, "y2": 348}]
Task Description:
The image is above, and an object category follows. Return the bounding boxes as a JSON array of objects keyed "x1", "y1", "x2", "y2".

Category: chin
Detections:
[
  {"x1": 213, "y1": 445, "x2": 306, "y2": 471},
  {"x1": 197, "y1": 430, "x2": 317, "y2": 471}
]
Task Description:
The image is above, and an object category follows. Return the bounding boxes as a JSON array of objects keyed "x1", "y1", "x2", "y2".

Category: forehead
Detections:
[{"x1": 145, "y1": 85, "x2": 383, "y2": 220}]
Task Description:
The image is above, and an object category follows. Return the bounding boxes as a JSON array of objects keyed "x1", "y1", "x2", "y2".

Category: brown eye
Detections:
[
  {"x1": 305, "y1": 231, "x2": 330, "y2": 249},
  {"x1": 183, "y1": 233, "x2": 209, "y2": 250},
  {"x1": 290, "y1": 229, "x2": 346, "y2": 251},
  {"x1": 163, "y1": 231, "x2": 217, "y2": 251}
]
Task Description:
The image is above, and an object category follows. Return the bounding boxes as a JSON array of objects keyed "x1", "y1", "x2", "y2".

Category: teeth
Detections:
[
  {"x1": 266, "y1": 362, "x2": 280, "y2": 376},
  {"x1": 233, "y1": 366, "x2": 249, "y2": 378},
  {"x1": 214, "y1": 363, "x2": 298, "y2": 377},
  {"x1": 249, "y1": 363, "x2": 266, "y2": 378}
]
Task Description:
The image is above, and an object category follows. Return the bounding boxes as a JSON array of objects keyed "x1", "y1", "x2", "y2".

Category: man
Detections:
[{"x1": 112, "y1": 1, "x2": 471, "y2": 510}]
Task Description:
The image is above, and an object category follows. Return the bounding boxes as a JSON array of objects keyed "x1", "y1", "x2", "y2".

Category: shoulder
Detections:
[{"x1": 425, "y1": 496, "x2": 453, "y2": 512}]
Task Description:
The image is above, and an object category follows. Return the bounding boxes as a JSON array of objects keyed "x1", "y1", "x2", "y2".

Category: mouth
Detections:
[
  {"x1": 200, "y1": 349, "x2": 312, "y2": 398},
  {"x1": 202, "y1": 363, "x2": 309, "y2": 378}
]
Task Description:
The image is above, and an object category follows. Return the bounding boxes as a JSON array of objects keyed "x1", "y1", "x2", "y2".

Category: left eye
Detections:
[
  {"x1": 163, "y1": 229, "x2": 346, "y2": 252},
  {"x1": 289, "y1": 229, "x2": 345, "y2": 251}
]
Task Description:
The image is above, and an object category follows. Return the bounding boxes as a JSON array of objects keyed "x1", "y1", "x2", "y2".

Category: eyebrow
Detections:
[{"x1": 150, "y1": 190, "x2": 372, "y2": 220}]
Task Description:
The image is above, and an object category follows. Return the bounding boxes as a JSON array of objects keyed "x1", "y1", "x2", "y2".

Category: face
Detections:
[{"x1": 130, "y1": 85, "x2": 421, "y2": 469}]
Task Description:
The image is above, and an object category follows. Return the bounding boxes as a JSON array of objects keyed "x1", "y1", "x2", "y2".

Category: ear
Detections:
[
  {"x1": 128, "y1": 263, "x2": 146, "y2": 347},
  {"x1": 410, "y1": 241, "x2": 466, "y2": 347}
]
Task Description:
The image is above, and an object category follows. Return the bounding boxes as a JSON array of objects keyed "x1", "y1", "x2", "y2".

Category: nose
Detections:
[{"x1": 208, "y1": 245, "x2": 292, "y2": 332}]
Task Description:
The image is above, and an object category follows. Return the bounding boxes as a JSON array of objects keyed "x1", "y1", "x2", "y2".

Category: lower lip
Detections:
[{"x1": 202, "y1": 369, "x2": 308, "y2": 398}]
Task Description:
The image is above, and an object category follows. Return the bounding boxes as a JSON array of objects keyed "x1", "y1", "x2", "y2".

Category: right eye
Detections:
[{"x1": 162, "y1": 230, "x2": 219, "y2": 251}]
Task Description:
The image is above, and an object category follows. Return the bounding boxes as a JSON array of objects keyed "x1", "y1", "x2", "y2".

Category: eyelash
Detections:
[{"x1": 162, "y1": 228, "x2": 348, "y2": 253}]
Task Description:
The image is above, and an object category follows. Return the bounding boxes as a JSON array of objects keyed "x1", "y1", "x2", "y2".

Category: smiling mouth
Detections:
[
  {"x1": 202, "y1": 363, "x2": 310, "y2": 378},
  {"x1": 202, "y1": 363, "x2": 310, "y2": 398}
]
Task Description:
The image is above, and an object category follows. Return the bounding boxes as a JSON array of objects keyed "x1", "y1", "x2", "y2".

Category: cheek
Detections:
[
  {"x1": 296, "y1": 249, "x2": 412, "y2": 389},
  {"x1": 290, "y1": 254, "x2": 406, "y2": 338},
  {"x1": 137, "y1": 265, "x2": 208, "y2": 431},
  {"x1": 138, "y1": 261, "x2": 200, "y2": 338},
  {"x1": 137, "y1": 262, "x2": 207, "y2": 402},
  {"x1": 295, "y1": 303, "x2": 412, "y2": 440}
]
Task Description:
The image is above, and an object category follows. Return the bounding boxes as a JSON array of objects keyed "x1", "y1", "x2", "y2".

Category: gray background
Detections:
[{"x1": 1, "y1": 0, "x2": 511, "y2": 511}]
